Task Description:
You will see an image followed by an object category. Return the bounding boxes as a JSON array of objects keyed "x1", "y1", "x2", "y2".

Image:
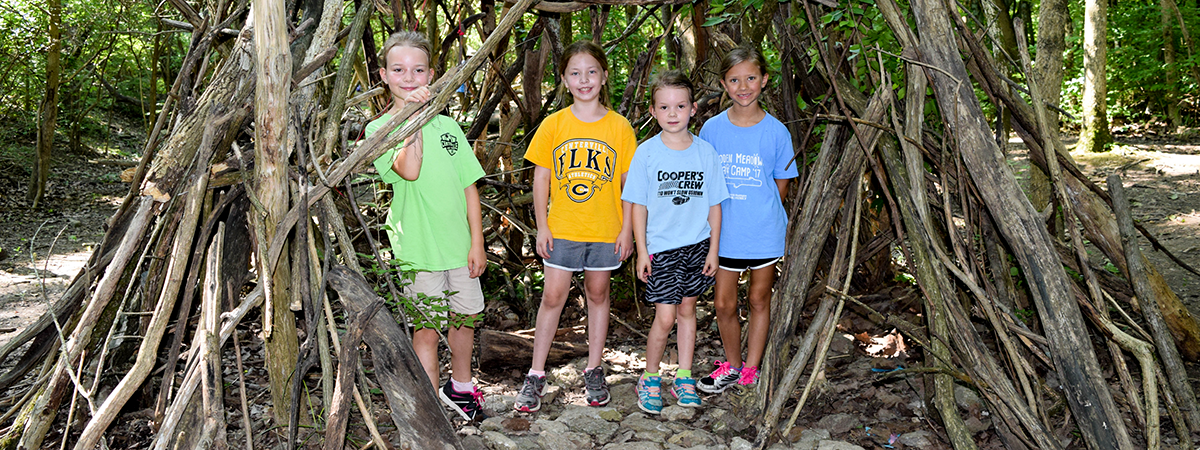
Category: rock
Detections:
[
  {"x1": 462, "y1": 435, "x2": 488, "y2": 449},
  {"x1": 815, "y1": 441, "x2": 865, "y2": 450},
  {"x1": 502, "y1": 417, "x2": 532, "y2": 432},
  {"x1": 489, "y1": 395, "x2": 516, "y2": 411},
  {"x1": 513, "y1": 436, "x2": 542, "y2": 450},
  {"x1": 964, "y1": 415, "x2": 990, "y2": 434},
  {"x1": 556, "y1": 406, "x2": 620, "y2": 440},
  {"x1": 829, "y1": 335, "x2": 853, "y2": 355},
  {"x1": 666, "y1": 429, "x2": 718, "y2": 448},
  {"x1": 661, "y1": 405, "x2": 696, "y2": 421},
  {"x1": 460, "y1": 426, "x2": 481, "y2": 436},
  {"x1": 898, "y1": 430, "x2": 936, "y2": 449},
  {"x1": 553, "y1": 365, "x2": 584, "y2": 389},
  {"x1": 480, "y1": 416, "x2": 507, "y2": 432},
  {"x1": 622, "y1": 413, "x2": 671, "y2": 443},
  {"x1": 766, "y1": 444, "x2": 794, "y2": 450},
  {"x1": 534, "y1": 418, "x2": 569, "y2": 434},
  {"x1": 707, "y1": 408, "x2": 750, "y2": 435},
  {"x1": 599, "y1": 408, "x2": 624, "y2": 422},
  {"x1": 794, "y1": 429, "x2": 831, "y2": 450},
  {"x1": 537, "y1": 430, "x2": 593, "y2": 450},
  {"x1": 610, "y1": 383, "x2": 640, "y2": 413},
  {"x1": 483, "y1": 431, "x2": 520, "y2": 450},
  {"x1": 541, "y1": 385, "x2": 563, "y2": 410},
  {"x1": 953, "y1": 384, "x2": 984, "y2": 415},
  {"x1": 602, "y1": 442, "x2": 664, "y2": 450},
  {"x1": 815, "y1": 413, "x2": 860, "y2": 435},
  {"x1": 730, "y1": 437, "x2": 754, "y2": 450}
]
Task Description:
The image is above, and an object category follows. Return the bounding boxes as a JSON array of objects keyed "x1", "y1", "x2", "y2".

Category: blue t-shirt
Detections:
[
  {"x1": 698, "y1": 111, "x2": 798, "y2": 259},
  {"x1": 621, "y1": 134, "x2": 729, "y2": 255}
]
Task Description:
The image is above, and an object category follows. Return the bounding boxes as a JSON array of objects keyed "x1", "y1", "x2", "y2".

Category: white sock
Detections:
[{"x1": 451, "y1": 378, "x2": 474, "y2": 392}]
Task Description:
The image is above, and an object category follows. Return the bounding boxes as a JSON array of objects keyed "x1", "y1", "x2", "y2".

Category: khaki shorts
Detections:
[{"x1": 403, "y1": 266, "x2": 485, "y2": 328}]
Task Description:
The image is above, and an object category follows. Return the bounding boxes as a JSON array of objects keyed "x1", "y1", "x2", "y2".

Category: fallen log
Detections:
[
  {"x1": 327, "y1": 265, "x2": 464, "y2": 450},
  {"x1": 477, "y1": 327, "x2": 589, "y2": 371}
]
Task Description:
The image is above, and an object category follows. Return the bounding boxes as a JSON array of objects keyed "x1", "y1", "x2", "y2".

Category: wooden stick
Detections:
[
  {"x1": 1108, "y1": 174, "x2": 1200, "y2": 437},
  {"x1": 324, "y1": 300, "x2": 382, "y2": 450}
]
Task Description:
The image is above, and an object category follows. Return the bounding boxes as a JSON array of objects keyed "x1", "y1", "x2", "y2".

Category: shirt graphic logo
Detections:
[
  {"x1": 720, "y1": 153, "x2": 763, "y2": 189},
  {"x1": 441, "y1": 133, "x2": 457, "y2": 156},
  {"x1": 552, "y1": 138, "x2": 617, "y2": 203},
  {"x1": 656, "y1": 170, "x2": 705, "y2": 204}
]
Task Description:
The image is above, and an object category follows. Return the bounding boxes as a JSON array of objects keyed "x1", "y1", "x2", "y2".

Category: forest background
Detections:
[{"x1": 1, "y1": 0, "x2": 1200, "y2": 449}]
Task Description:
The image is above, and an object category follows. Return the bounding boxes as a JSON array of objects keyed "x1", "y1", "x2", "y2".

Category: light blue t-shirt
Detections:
[
  {"x1": 698, "y1": 111, "x2": 799, "y2": 259},
  {"x1": 621, "y1": 134, "x2": 729, "y2": 255}
]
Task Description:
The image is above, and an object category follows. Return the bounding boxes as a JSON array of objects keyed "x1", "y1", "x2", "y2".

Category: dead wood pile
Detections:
[{"x1": 0, "y1": 0, "x2": 1197, "y2": 449}]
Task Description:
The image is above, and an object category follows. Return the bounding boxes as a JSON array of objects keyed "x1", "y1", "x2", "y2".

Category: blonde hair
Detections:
[
  {"x1": 719, "y1": 46, "x2": 768, "y2": 79},
  {"x1": 560, "y1": 40, "x2": 611, "y2": 107},
  {"x1": 649, "y1": 70, "x2": 694, "y2": 103},
  {"x1": 379, "y1": 31, "x2": 432, "y2": 66}
]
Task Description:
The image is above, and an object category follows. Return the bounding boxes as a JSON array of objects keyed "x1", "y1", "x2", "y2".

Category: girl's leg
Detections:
[
  {"x1": 530, "y1": 266, "x2": 573, "y2": 371},
  {"x1": 743, "y1": 264, "x2": 778, "y2": 368},
  {"x1": 413, "y1": 327, "x2": 441, "y2": 389},
  {"x1": 712, "y1": 269, "x2": 744, "y2": 367},
  {"x1": 676, "y1": 296, "x2": 699, "y2": 373},
  {"x1": 644, "y1": 303, "x2": 678, "y2": 374},
  {"x1": 447, "y1": 320, "x2": 477, "y2": 383},
  {"x1": 582, "y1": 270, "x2": 612, "y2": 369}
]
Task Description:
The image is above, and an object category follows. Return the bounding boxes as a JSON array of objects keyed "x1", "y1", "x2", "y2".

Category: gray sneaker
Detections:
[
  {"x1": 583, "y1": 366, "x2": 610, "y2": 406},
  {"x1": 513, "y1": 374, "x2": 546, "y2": 412}
]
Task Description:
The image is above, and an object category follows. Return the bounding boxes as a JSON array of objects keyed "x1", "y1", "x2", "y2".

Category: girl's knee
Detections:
[{"x1": 714, "y1": 298, "x2": 738, "y2": 316}]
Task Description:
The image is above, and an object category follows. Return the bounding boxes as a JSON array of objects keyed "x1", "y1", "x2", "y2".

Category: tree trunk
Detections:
[
  {"x1": 1079, "y1": 0, "x2": 1112, "y2": 152},
  {"x1": 252, "y1": 0, "x2": 299, "y2": 425},
  {"x1": 1161, "y1": 0, "x2": 1183, "y2": 129},
  {"x1": 910, "y1": 0, "x2": 1133, "y2": 447},
  {"x1": 28, "y1": 0, "x2": 62, "y2": 208},
  {"x1": 1035, "y1": 0, "x2": 1068, "y2": 125}
]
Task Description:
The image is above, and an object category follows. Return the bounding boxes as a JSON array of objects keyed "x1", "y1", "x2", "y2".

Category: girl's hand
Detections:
[
  {"x1": 615, "y1": 230, "x2": 633, "y2": 260},
  {"x1": 536, "y1": 227, "x2": 554, "y2": 259},
  {"x1": 467, "y1": 242, "x2": 487, "y2": 278},
  {"x1": 403, "y1": 85, "x2": 432, "y2": 104},
  {"x1": 703, "y1": 251, "x2": 718, "y2": 277},
  {"x1": 636, "y1": 253, "x2": 652, "y2": 282}
]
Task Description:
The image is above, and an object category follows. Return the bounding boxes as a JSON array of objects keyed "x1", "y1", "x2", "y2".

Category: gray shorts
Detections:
[
  {"x1": 543, "y1": 239, "x2": 624, "y2": 272},
  {"x1": 402, "y1": 266, "x2": 485, "y2": 328}
]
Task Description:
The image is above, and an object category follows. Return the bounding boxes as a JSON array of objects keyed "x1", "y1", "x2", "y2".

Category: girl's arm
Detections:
[
  {"x1": 616, "y1": 173, "x2": 634, "y2": 260},
  {"x1": 391, "y1": 129, "x2": 424, "y2": 181},
  {"x1": 704, "y1": 205, "x2": 721, "y2": 276},
  {"x1": 533, "y1": 165, "x2": 554, "y2": 258},
  {"x1": 775, "y1": 178, "x2": 790, "y2": 205},
  {"x1": 631, "y1": 202, "x2": 651, "y2": 282},
  {"x1": 465, "y1": 184, "x2": 487, "y2": 278}
]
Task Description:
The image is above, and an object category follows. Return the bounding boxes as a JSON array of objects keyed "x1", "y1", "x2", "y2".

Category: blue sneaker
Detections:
[
  {"x1": 636, "y1": 375, "x2": 663, "y2": 414},
  {"x1": 671, "y1": 377, "x2": 702, "y2": 408}
]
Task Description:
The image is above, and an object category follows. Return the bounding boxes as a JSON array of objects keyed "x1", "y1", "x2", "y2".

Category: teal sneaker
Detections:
[
  {"x1": 671, "y1": 377, "x2": 702, "y2": 408},
  {"x1": 636, "y1": 376, "x2": 663, "y2": 414}
]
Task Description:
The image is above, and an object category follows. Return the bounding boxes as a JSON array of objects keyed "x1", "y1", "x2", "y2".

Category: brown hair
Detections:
[
  {"x1": 718, "y1": 46, "x2": 768, "y2": 79},
  {"x1": 649, "y1": 70, "x2": 694, "y2": 103},
  {"x1": 378, "y1": 31, "x2": 432, "y2": 67},
  {"x1": 560, "y1": 40, "x2": 611, "y2": 107}
]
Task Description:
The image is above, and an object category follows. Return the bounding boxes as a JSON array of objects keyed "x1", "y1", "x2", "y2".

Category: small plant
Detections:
[{"x1": 361, "y1": 254, "x2": 484, "y2": 330}]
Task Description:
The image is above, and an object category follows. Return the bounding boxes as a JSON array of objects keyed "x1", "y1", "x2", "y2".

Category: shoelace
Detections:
[
  {"x1": 711, "y1": 360, "x2": 734, "y2": 378},
  {"x1": 640, "y1": 380, "x2": 661, "y2": 396},
  {"x1": 520, "y1": 376, "x2": 541, "y2": 397},
  {"x1": 585, "y1": 370, "x2": 605, "y2": 389},
  {"x1": 678, "y1": 382, "x2": 697, "y2": 395},
  {"x1": 737, "y1": 366, "x2": 759, "y2": 385},
  {"x1": 469, "y1": 387, "x2": 486, "y2": 407}
]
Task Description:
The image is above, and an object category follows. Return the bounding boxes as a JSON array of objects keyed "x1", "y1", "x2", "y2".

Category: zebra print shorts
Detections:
[{"x1": 645, "y1": 240, "x2": 715, "y2": 305}]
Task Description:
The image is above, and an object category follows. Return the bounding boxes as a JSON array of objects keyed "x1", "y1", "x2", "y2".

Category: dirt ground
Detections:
[{"x1": 0, "y1": 122, "x2": 1198, "y2": 449}]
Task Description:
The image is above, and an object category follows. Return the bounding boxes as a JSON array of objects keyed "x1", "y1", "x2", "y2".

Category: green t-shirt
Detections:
[{"x1": 368, "y1": 114, "x2": 485, "y2": 271}]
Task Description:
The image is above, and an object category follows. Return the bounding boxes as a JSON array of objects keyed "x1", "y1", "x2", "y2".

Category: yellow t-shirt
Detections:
[{"x1": 525, "y1": 108, "x2": 637, "y2": 243}]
